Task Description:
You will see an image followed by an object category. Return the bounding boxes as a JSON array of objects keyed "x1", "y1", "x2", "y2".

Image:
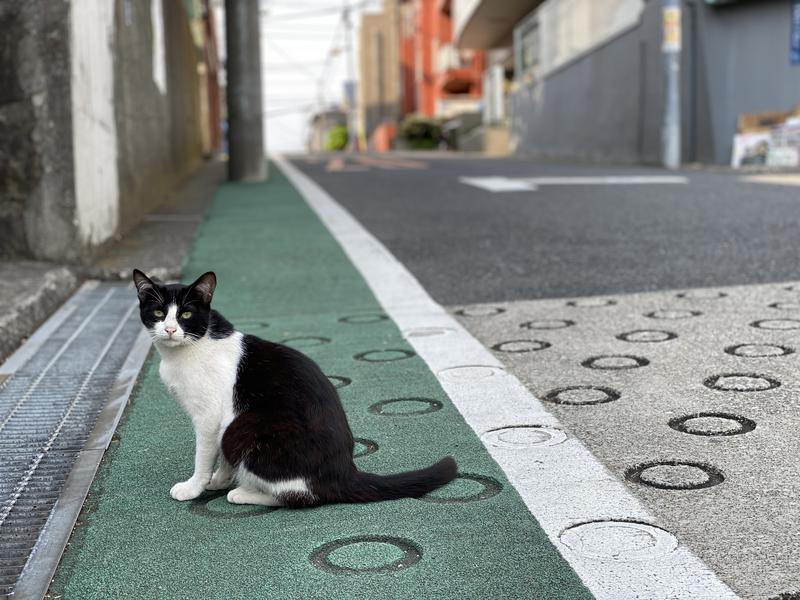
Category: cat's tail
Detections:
[{"x1": 339, "y1": 457, "x2": 458, "y2": 503}]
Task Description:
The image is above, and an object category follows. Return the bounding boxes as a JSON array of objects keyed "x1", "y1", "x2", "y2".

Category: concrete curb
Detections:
[{"x1": 0, "y1": 265, "x2": 78, "y2": 363}]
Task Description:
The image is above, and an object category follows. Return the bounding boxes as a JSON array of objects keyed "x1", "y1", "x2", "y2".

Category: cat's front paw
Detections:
[
  {"x1": 205, "y1": 470, "x2": 233, "y2": 491},
  {"x1": 170, "y1": 479, "x2": 205, "y2": 501}
]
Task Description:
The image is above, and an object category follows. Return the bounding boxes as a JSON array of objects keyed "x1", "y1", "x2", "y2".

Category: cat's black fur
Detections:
[{"x1": 134, "y1": 269, "x2": 457, "y2": 507}]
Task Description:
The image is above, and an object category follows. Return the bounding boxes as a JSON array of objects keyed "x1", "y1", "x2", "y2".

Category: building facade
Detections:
[
  {"x1": 455, "y1": 0, "x2": 800, "y2": 165},
  {"x1": 359, "y1": 0, "x2": 485, "y2": 149},
  {"x1": 0, "y1": 0, "x2": 220, "y2": 261}
]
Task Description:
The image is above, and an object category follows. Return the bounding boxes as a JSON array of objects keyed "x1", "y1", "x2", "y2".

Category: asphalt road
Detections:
[
  {"x1": 290, "y1": 153, "x2": 800, "y2": 600},
  {"x1": 290, "y1": 153, "x2": 800, "y2": 305}
]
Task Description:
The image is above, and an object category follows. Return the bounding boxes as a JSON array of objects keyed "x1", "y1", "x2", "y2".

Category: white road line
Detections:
[
  {"x1": 460, "y1": 175, "x2": 688, "y2": 192},
  {"x1": 275, "y1": 156, "x2": 738, "y2": 600}
]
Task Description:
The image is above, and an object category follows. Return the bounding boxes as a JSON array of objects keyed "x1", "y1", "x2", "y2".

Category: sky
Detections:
[{"x1": 218, "y1": 0, "x2": 383, "y2": 154}]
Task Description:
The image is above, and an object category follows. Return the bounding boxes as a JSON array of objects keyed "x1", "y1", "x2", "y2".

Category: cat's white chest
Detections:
[{"x1": 158, "y1": 332, "x2": 243, "y2": 418}]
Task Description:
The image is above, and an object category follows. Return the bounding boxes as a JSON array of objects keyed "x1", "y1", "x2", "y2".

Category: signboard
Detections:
[
  {"x1": 792, "y1": 0, "x2": 800, "y2": 65},
  {"x1": 662, "y1": 6, "x2": 682, "y2": 53}
]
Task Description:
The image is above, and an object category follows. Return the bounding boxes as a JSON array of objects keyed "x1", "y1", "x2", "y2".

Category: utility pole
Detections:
[
  {"x1": 661, "y1": 0, "x2": 681, "y2": 170},
  {"x1": 342, "y1": 1, "x2": 358, "y2": 152},
  {"x1": 225, "y1": 0, "x2": 267, "y2": 181}
]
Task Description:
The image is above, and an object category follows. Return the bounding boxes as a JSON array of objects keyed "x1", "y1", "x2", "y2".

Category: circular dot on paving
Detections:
[
  {"x1": 703, "y1": 373, "x2": 780, "y2": 392},
  {"x1": 559, "y1": 520, "x2": 678, "y2": 561},
  {"x1": 675, "y1": 290, "x2": 727, "y2": 300},
  {"x1": 542, "y1": 385, "x2": 621, "y2": 406},
  {"x1": 566, "y1": 298, "x2": 617, "y2": 308},
  {"x1": 353, "y1": 437, "x2": 378, "y2": 458},
  {"x1": 645, "y1": 309, "x2": 703, "y2": 320},
  {"x1": 454, "y1": 306, "x2": 505, "y2": 317},
  {"x1": 668, "y1": 413, "x2": 756, "y2": 437},
  {"x1": 768, "y1": 593, "x2": 800, "y2": 600},
  {"x1": 338, "y1": 313, "x2": 388, "y2": 324},
  {"x1": 520, "y1": 318, "x2": 576, "y2": 330},
  {"x1": 354, "y1": 348, "x2": 415, "y2": 362},
  {"x1": 725, "y1": 343, "x2": 794, "y2": 358},
  {"x1": 190, "y1": 491, "x2": 278, "y2": 519},
  {"x1": 369, "y1": 397, "x2": 443, "y2": 416},
  {"x1": 481, "y1": 425, "x2": 567, "y2": 449},
  {"x1": 418, "y1": 473, "x2": 501, "y2": 504},
  {"x1": 750, "y1": 318, "x2": 800, "y2": 331},
  {"x1": 310, "y1": 535, "x2": 422, "y2": 574},
  {"x1": 769, "y1": 301, "x2": 800, "y2": 311},
  {"x1": 438, "y1": 365, "x2": 506, "y2": 381},
  {"x1": 491, "y1": 339, "x2": 552, "y2": 353},
  {"x1": 625, "y1": 461, "x2": 724, "y2": 490},
  {"x1": 403, "y1": 327, "x2": 454, "y2": 338},
  {"x1": 616, "y1": 329, "x2": 677, "y2": 343},
  {"x1": 327, "y1": 375, "x2": 351, "y2": 389},
  {"x1": 279, "y1": 336, "x2": 331, "y2": 348},
  {"x1": 581, "y1": 355, "x2": 650, "y2": 370}
]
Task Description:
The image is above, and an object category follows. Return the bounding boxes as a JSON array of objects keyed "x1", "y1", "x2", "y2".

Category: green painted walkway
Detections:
[{"x1": 51, "y1": 167, "x2": 591, "y2": 599}]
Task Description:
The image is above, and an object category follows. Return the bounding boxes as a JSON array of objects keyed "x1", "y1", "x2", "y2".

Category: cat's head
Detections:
[{"x1": 132, "y1": 269, "x2": 217, "y2": 347}]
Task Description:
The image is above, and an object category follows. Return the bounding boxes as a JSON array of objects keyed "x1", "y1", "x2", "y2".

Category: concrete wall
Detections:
[
  {"x1": 71, "y1": 0, "x2": 120, "y2": 249},
  {"x1": 0, "y1": 0, "x2": 206, "y2": 262},
  {"x1": 510, "y1": 0, "x2": 798, "y2": 165},
  {"x1": 113, "y1": 0, "x2": 204, "y2": 236},
  {"x1": 510, "y1": 5, "x2": 661, "y2": 163},
  {"x1": 0, "y1": 1, "x2": 77, "y2": 259},
  {"x1": 697, "y1": 0, "x2": 800, "y2": 164}
]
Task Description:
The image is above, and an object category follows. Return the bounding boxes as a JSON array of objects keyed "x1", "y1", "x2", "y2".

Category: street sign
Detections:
[{"x1": 662, "y1": 5, "x2": 682, "y2": 53}]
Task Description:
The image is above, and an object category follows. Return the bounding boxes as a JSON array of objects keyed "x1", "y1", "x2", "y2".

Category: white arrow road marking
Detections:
[
  {"x1": 460, "y1": 175, "x2": 688, "y2": 192},
  {"x1": 459, "y1": 177, "x2": 539, "y2": 192}
]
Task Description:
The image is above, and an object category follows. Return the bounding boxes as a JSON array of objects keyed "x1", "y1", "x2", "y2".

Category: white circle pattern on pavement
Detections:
[
  {"x1": 645, "y1": 309, "x2": 703, "y2": 320},
  {"x1": 559, "y1": 521, "x2": 678, "y2": 561},
  {"x1": 768, "y1": 301, "x2": 800, "y2": 311},
  {"x1": 455, "y1": 306, "x2": 505, "y2": 317},
  {"x1": 520, "y1": 319, "x2": 575, "y2": 330},
  {"x1": 481, "y1": 425, "x2": 567, "y2": 448},
  {"x1": 750, "y1": 319, "x2": 800, "y2": 330},
  {"x1": 491, "y1": 339, "x2": 551, "y2": 353},
  {"x1": 617, "y1": 329, "x2": 677, "y2": 343},
  {"x1": 704, "y1": 373, "x2": 780, "y2": 392},
  {"x1": 403, "y1": 327, "x2": 455, "y2": 338},
  {"x1": 438, "y1": 365, "x2": 506, "y2": 381},
  {"x1": 567, "y1": 298, "x2": 617, "y2": 308},
  {"x1": 676, "y1": 290, "x2": 727, "y2": 299},
  {"x1": 582, "y1": 355, "x2": 649, "y2": 370},
  {"x1": 725, "y1": 343, "x2": 793, "y2": 358}
]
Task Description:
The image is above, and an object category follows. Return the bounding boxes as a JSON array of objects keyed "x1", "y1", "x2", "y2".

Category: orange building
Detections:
[
  {"x1": 403, "y1": 0, "x2": 484, "y2": 119},
  {"x1": 359, "y1": 0, "x2": 485, "y2": 150}
]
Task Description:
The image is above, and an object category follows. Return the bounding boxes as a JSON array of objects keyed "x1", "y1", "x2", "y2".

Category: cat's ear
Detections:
[
  {"x1": 187, "y1": 271, "x2": 216, "y2": 304},
  {"x1": 132, "y1": 269, "x2": 156, "y2": 301}
]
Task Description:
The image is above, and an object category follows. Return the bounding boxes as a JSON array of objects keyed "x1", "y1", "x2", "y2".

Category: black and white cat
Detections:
[{"x1": 133, "y1": 269, "x2": 457, "y2": 507}]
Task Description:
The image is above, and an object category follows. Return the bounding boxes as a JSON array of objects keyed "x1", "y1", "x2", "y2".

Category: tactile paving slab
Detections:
[
  {"x1": 0, "y1": 283, "x2": 142, "y2": 599},
  {"x1": 453, "y1": 282, "x2": 800, "y2": 599}
]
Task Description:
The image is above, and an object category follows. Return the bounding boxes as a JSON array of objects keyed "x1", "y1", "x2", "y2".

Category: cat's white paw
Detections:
[
  {"x1": 205, "y1": 471, "x2": 233, "y2": 491},
  {"x1": 226, "y1": 488, "x2": 250, "y2": 504},
  {"x1": 170, "y1": 479, "x2": 205, "y2": 501}
]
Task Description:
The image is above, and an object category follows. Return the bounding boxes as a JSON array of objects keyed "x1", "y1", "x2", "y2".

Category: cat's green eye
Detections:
[
  {"x1": 180, "y1": 311, "x2": 192, "y2": 319},
  {"x1": 153, "y1": 310, "x2": 164, "y2": 318}
]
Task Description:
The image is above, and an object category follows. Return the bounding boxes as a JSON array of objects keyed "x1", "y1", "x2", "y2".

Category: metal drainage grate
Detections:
[{"x1": 0, "y1": 282, "x2": 149, "y2": 599}]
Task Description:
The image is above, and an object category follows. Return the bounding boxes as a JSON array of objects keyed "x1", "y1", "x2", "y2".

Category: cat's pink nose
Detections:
[{"x1": 165, "y1": 326, "x2": 177, "y2": 335}]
